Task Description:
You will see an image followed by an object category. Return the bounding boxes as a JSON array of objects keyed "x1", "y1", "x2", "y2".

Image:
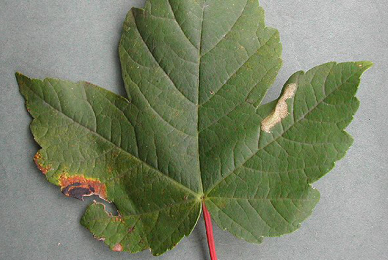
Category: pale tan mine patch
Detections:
[{"x1": 261, "y1": 83, "x2": 298, "y2": 133}]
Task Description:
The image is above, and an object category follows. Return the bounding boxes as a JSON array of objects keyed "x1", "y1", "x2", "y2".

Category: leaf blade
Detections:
[
  {"x1": 17, "y1": 0, "x2": 372, "y2": 255},
  {"x1": 17, "y1": 73, "x2": 201, "y2": 255},
  {"x1": 206, "y1": 61, "x2": 372, "y2": 243}
]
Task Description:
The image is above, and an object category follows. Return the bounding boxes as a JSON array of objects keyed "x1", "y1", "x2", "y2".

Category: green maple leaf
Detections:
[{"x1": 17, "y1": 0, "x2": 372, "y2": 256}]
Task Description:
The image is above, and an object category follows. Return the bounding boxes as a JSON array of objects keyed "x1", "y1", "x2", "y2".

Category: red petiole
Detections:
[{"x1": 203, "y1": 203, "x2": 218, "y2": 260}]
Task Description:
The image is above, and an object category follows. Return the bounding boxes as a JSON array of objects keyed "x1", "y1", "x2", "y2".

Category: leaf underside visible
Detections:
[{"x1": 17, "y1": 0, "x2": 372, "y2": 256}]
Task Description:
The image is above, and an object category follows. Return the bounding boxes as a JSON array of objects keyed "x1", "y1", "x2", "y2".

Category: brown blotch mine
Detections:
[
  {"x1": 112, "y1": 243, "x2": 123, "y2": 252},
  {"x1": 261, "y1": 83, "x2": 298, "y2": 133},
  {"x1": 59, "y1": 174, "x2": 107, "y2": 200},
  {"x1": 33, "y1": 152, "x2": 52, "y2": 175}
]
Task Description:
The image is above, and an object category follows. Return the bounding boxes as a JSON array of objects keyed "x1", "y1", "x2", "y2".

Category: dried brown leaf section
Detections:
[{"x1": 59, "y1": 174, "x2": 107, "y2": 200}]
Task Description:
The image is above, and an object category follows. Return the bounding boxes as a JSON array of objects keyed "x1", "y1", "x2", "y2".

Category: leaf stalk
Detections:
[{"x1": 203, "y1": 203, "x2": 218, "y2": 260}]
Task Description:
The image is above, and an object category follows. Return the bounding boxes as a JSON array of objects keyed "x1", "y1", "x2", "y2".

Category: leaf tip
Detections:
[
  {"x1": 15, "y1": 72, "x2": 29, "y2": 84},
  {"x1": 355, "y1": 61, "x2": 374, "y2": 72},
  {"x1": 15, "y1": 71, "x2": 24, "y2": 78}
]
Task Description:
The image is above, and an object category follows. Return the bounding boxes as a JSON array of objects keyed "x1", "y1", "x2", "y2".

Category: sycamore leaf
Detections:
[{"x1": 17, "y1": 0, "x2": 372, "y2": 256}]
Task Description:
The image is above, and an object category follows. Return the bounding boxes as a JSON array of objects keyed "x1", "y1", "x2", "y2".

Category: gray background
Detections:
[{"x1": 0, "y1": 0, "x2": 387, "y2": 259}]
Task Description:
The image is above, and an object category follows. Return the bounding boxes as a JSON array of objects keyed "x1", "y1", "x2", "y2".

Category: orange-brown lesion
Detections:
[
  {"x1": 112, "y1": 243, "x2": 123, "y2": 252},
  {"x1": 59, "y1": 174, "x2": 107, "y2": 200},
  {"x1": 111, "y1": 216, "x2": 124, "y2": 223},
  {"x1": 34, "y1": 152, "x2": 52, "y2": 175}
]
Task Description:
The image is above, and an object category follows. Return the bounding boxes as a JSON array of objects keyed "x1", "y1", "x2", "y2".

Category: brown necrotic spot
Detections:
[{"x1": 59, "y1": 175, "x2": 107, "y2": 200}]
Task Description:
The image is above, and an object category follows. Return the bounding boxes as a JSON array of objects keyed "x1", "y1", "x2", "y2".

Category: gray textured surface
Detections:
[{"x1": 0, "y1": 0, "x2": 387, "y2": 259}]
